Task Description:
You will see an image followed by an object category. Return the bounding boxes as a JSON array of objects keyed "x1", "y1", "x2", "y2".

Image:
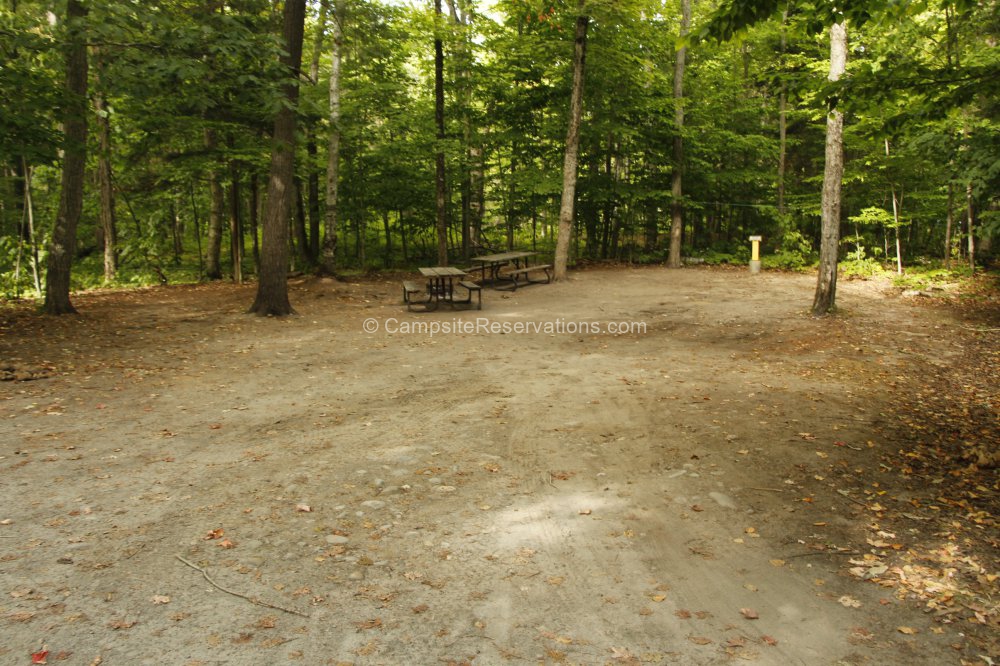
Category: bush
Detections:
[{"x1": 840, "y1": 258, "x2": 889, "y2": 279}]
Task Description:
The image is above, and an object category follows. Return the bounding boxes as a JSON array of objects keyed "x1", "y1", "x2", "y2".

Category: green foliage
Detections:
[
  {"x1": 891, "y1": 265, "x2": 973, "y2": 290},
  {"x1": 840, "y1": 257, "x2": 889, "y2": 279}
]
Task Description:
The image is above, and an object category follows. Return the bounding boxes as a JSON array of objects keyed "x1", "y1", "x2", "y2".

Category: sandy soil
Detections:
[{"x1": 0, "y1": 266, "x2": 996, "y2": 665}]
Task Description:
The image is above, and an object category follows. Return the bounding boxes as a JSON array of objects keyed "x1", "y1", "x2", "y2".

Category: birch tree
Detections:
[{"x1": 553, "y1": 0, "x2": 589, "y2": 281}]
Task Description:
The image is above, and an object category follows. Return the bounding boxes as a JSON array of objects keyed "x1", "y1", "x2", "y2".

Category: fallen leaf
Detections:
[
  {"x1": 897, "y1": 626, "x2": 918, "y2": 635},
  {"x1": 761, "y1": 635, "x2": 778, "y2": 646},
  {"x1": 838, "y1": 596, "x2": 861, "y2": 608},
  {"x1": 725, "y1": 637, "x2": 746, "y2": 648},
  {"x1": 355, "y1": 618, "x2": 383, "y2": 630},
  {"x1": 578, "y1": 509, "x2": 592, "y2": 515},
  {"x1": 740, "y1": 608, "x2": 759, "y2": 619},
  {"x1": 31, "y1": 650, "x2": 49, "y2": 664},
  {"x1": 203, "y1": 528, "x2": 224, "y2": 540},
  {"x1": 769, "y1": 559, "x2": 785, "y2": 567},
  {"x1": 412, "y1": 604, "x2": 429, "y2": 614},
  {"x1": 688, "y1": 636, "x2": 712, "y2": 645},
  {"x1": 150, "y1": 595, "x2": 170, "y2": 605},
  {"x1": 650, "y1": 594, "x2": 666, "y2": 602},
  {"x1": 295, "y1": 504, "x2": 311, "y2": 513},
  {"x1": 691, "y1": 504, "x2": 704, "y2": 512},
  {"x1": 217, "y1": 539, "x2": 236, "y2": 549}
]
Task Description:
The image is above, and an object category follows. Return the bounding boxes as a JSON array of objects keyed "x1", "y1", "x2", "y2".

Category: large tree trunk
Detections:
[
  {"x1": 434, "y1": 0, "x2": 448, "y2": 266},
  {"x1": 553, "y1": 3, "x2": 589, "y2": 281},
  {"x1": 667, "y1": 0, "x2": 691, "y2": 269},
  {"x1": 811, "y1": 21, "x2": 848, "y2": 316},
  {"x1": 320, "y1": 1, "x2": 342, "y2": 276},
  {"x1": 43, "y1": 0, "x2": 88, "y2": 315},
  {"x1": 249, "y1": 0, "x2": 306, "y2": 316}
]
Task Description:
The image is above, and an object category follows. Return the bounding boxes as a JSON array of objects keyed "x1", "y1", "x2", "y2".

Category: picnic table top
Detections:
[
  {"x1": 418, "y1": 266, "x2": 467, "y2": 277},
  {"x1": 469, "y1": 251, "x2": 536, "y2": 263}
]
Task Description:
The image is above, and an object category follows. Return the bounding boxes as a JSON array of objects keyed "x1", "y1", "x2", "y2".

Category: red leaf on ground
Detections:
[{"x1": 31, "y1": 650, "x2": 49, "y2": 664}]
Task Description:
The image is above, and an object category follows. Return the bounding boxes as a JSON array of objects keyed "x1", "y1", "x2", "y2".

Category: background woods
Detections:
[{"x1": 0, "y1": 0, "x2": 997, "y2": 304}]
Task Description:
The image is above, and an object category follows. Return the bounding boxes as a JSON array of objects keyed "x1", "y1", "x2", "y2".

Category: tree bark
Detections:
[
  {"x1": 944, "y1": 181, "x2": 953, "y2": 268},
  {"x1": 205, "y1": 129, "x2": 224, "y2": 280},
  {"x1": 306, "y1": 0, "x2": 327, "y2": 264},
  {"x1": 249, "y1": 0, "x2": 306, "y2": 316},
  {"x1": 229, "y1": 162, "x2": 243, "y2": 284},
  {"x1": 434, "y1": 0, "x2": 448, "y2": 266},
  {"x1": 43, "y1": 0, "x2": 88, "y2": 315},
  {"x1": 777, "y1": 10, "x2": 788, "y2": 216},
  {"x1": 966, "y1": 181, "x2": 975, "y2": 273},
  {"x1": 553, "y1": 3, "x2": 589, "y2": 281},
  {"x1": 320, "y1": 1, "x2": 342, "y2": 276},
  {"x1": 94, "y1": 52, "x2": 117, "y2": 284},
  {"x1": 667, "y1": 0, "x2": 691, "y2": 268},
  {"x1": 811, "y1": 21, "x2": 848, "y2": 316}
]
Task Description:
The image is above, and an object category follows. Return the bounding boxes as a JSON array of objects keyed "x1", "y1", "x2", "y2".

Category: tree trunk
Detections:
[
  {"x1": 777, "y1": 10, "x2": 788, "y2": 216},
  {"x1": 21, "y1": 159, "x2": 42, "y2": 295},
  {"x1": 229, "y1": 162, "x2": 243, "y2": 284},
  {"x1": 944, "y1": 181, "x2": 953, "y2": 268},
  {"x1": 205, "y1": 129, "x2": 224, "y2": 280},
  {"x1": 966, "y1": 181, "x2": 975, "y2": 273},
  {"x1": 249, "y1": 0, "x2": 306, "y2": 316},
  {"x1": 885, "y1": 139, "x2": 903, "y2": 274},
  {"x1": 667, "y1": 0, "x2": 691, "y2": 268},
  {"x1": 811, "y1": 21, "x2": 848, "y2": 316},
  {"x1": 293, "y1": 177, "x2": 311, "y2": 267},
  {"x1": 43, "y1": 0, "x2": 88, "y2": 315},
  {"x1": 249, "y1": 174, "x2": 261, "y2": 271},
  {"x1": 434, "y1": 0, "x2": 448, "y2": 266},
  {"x1": 94, "y1": 53, "x2": 117, "y2": 284},
  {"x1": 554, "y1": 4, "x2": 589, "y2": 281},
  {"x1": 306, "y1": 0, "x2": 327, "y2": 265},
  {"x1": 320, "y1": 1, "x2": 342, "y2": 276}
]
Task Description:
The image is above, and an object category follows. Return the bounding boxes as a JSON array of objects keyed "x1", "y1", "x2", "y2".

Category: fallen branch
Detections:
[{"x1": 175, "y1": 555, "x2": 309, "y2": 618}]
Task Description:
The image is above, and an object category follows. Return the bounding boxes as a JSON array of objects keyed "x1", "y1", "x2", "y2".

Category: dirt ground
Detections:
[{"x1": 1, "y1": 266, "x2": 997, "y2": 666}]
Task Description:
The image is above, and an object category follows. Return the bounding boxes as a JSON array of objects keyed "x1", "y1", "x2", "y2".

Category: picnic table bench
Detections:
[{"x1": 499, "y1": 263, "x2": 552, "y2": 291}]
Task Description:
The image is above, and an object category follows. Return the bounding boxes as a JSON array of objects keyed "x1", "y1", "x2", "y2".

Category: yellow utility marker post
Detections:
[{"x1": 749, "y1": 235, "x2": 762, "y2": 274}]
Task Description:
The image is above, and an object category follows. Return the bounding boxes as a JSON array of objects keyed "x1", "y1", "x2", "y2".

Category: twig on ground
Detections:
[
  {"x1": 786, "y1": 549, "x2": 858, "y2": 559},
  {"x1": 836, "y1": 489, "x2": 869, "y2": 507},
  {"x1": 748, "y1": 487, "x2": 786, "y2": 493},
  {"x1": 175, "y1": 555, "x2": 309, "y2": 618}
]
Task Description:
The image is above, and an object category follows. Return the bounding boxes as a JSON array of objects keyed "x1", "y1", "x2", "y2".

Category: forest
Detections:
[{"x1": 1, "y1": 0, "x2": 998, "y2": 312}]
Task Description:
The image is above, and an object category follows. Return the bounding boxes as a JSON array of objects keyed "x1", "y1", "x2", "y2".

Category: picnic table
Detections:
[
  {"x1": 468, "y1": 251, "x2": 552, "y2": 290},
  {"x1": 402, "y1": 267, "x2": 481, "y2": 311}
]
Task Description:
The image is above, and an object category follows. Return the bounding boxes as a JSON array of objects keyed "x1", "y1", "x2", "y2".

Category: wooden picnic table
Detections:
[
  {"x1": 468, "y1": 251, "x2": 535, "y2": 284},
  {"x1": 402, "y1": 267, "x2": 482, "y2": 311}
]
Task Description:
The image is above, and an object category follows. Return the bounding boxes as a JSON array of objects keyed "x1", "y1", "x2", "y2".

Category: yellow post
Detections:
[{"x1": 749, "y1": 235, "x2": 762, "y2": 273}]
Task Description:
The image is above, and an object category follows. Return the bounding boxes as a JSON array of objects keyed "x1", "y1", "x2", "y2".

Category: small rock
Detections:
[
  {"x1": 361, "y1": 500, "x2": 386, "y2": 510},
  {"x1": 709, "y1": 492, "x2": 737, "y2": 509},
  {"x1": 326, "y1": 535, "x2": 349, "y2": 545},
  {"x1": 434, "y1": 486, "x2": 456, "y2": 493}
]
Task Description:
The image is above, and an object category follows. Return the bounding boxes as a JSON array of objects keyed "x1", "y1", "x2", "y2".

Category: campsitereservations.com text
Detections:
[{"x1": 362, "y1": 317, "x2": 647, "y2": 337}]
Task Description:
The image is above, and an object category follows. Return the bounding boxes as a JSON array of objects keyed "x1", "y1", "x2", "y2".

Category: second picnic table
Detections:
[{"x1": 468, "y1": 251, "x2": 552, "y2": 290}]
